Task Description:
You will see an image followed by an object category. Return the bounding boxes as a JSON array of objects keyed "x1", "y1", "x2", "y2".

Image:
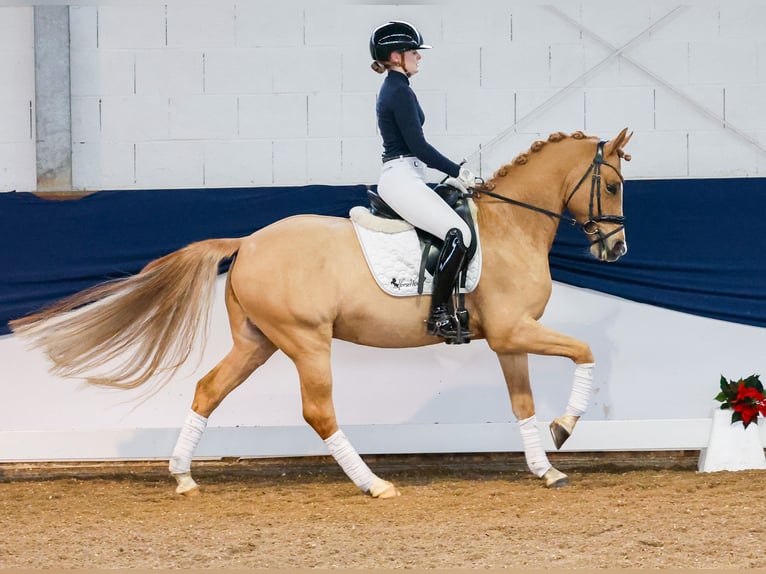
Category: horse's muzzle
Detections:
[{"x1": 592, "y1": 238, "x2": 627, "y2": 262}]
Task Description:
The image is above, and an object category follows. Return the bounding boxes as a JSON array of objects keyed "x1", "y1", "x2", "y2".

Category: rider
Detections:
[{"x1": 370, "y1": 20, "x2": 476, "y2": 343}]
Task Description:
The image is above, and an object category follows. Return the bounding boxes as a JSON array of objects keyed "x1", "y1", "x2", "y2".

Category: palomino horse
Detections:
[{"x1": 11, "y1": 128, "x2": 632, "y2": 498}]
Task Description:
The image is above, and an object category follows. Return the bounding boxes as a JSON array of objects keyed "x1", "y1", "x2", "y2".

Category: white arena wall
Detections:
[{"x1": 1, "y1": 1, "x2": 765, "y2": 462}]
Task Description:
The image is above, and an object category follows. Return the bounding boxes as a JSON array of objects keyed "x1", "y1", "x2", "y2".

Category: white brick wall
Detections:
[
  {"x1": 0, "y1": 7, "x2": 34, "y2": 191},
  {"x1": 3, "y1": 1, "x2": 766, "y2": 192}
]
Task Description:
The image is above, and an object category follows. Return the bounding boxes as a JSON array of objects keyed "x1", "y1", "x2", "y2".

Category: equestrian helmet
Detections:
[{"x1": 369, "y1": 21, "x2": 432, "y2": 61}]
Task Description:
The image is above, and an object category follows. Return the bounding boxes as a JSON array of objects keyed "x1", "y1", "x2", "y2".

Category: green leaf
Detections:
[
  {"x1": 731, "y1": 411, "x2": 743, "y2": 425},
  {"x1": 720, "y1": 375, "x2": 729, "y2": 392}
]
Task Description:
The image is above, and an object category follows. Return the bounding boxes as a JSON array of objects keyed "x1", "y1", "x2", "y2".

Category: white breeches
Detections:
[{"x1": 377, "y1": 157, "x2": 472, "y2": 247}]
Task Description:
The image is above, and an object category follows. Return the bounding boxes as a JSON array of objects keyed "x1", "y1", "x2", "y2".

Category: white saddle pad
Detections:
[{"x1": 349, "y1": 206, "x2": 482, "y2": 297}]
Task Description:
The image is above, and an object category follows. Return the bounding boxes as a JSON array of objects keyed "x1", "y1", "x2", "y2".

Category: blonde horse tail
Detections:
[{"x1": 9, "y1": 237, "x2": 242, "y2": 390}]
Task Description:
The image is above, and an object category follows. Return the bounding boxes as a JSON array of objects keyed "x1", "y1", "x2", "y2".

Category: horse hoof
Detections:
[
  {"x1": 369, "y1": 478, "x2": 400, "y2": 499},
  {"x1": 179, "y1": 485, "x2": 201, "y2": 497},
  {"x1": 542, "y1": 467, "x2": 569, "y2": 489},
  {"x1": 549, "y1": 415, "x2": 578, "y2": 450},
  {"x1": 172, "y1": 472, "x2": 200, "y2": 496}
]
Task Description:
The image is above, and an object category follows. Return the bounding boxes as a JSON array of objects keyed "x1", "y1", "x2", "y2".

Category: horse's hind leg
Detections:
[
  {"x1": 497, "y1": 352, "x2": 569, "y2": 488},
  {"x1": 169, "y1": 277, "x2": 277, "y2": 495},
  {"x1": 284, "y1": 334, "x2": 398, "y2": 499}
]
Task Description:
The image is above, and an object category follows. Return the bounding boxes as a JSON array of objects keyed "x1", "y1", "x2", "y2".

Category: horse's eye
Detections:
[{"x1": 605, "y1": 183, "x2": 619, "y2": 195}]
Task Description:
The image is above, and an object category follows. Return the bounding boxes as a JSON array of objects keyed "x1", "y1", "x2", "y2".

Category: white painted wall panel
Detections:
[
  {"x1": 627, "y1": 42, "x2": 689, "y2": 86},
  {"x1": 135, "y1": 141, "x2": 204, "y2": 188},
  {"x1": 308, "y1": 93, "x2": 342, "y2": 137},
  {"x1": 0, "y1": 97, "x2": 32, "y2": 141},
  {"x1": 648, "y1": 4, "x2": 718, "y2": 43},
  {"x1": 343, "y1": 51, "x2": 384, "y2": 94},
  {"x1": 0, "y1": 141, "x2": 35, "y2": 192},
  {"x1": 585, "y1": 87, "x2": 654, "y2": 134},
  {"x1": 235, "y1": 3, "x2": 305, "y2": 48},
  {"x1": 341, "y1": 93, "x2": 377, "y2": 137},
  {"x1": 549, "y1": 43, "x2": 585, "y2": 88},
  {"x1": 272, "y1": 139, "x2": 306, "y2": 185},
  {"x1": 96, "y1": 5, "x2": 166, "y2": 50},
  {"x1": 203, "y1": 140, "x2": 273, "y2": 187},
  {"x1": 4, "y1": 2, "x2": 766, "y2": 191},
  {"x1": 0, "y1": 7, "x2": 34, "y2": 192},
  {"x1": 135, "y1": 51, "x2": 203, "y2": 97},
  {"x1": 0, "y1": 50, "x2": 34, "y2": 100},
  {"x1": 725, "y1": 86, "x2": 766, "y2": 131},
  {"x1": 515, "y1": 89, "x2": 585, "y2": 136},
  {"x1": 72, "y1": 141, "x2": 134, "y2": 189},
  {"x1": 4, "y1": 277, "x2": 765, "y2": 460},
  {"x1": 340, "y1": 136, "x2": 380, "y2": 183},
  {"x1": 169, "y1": 95, "x2": 237, "y2": 140},
  {"x1": 71, "y1": 97, "x2": 100, "y2": 142},
  {"x1": 239, "y1": 94, "x2": 307, "y2": 139},
  {"x1": 481, "y1": 44, "x2": 549, "y2": 90},
  {"x1": 578, "y1": 2, "x2": 654, "y2": 47},
  {"x1": 719, "y1": 2, "x2": 766, "y2": 39},
  {"x1": 654, "y1": 87, "x2": 723, "y2": 131},
  {"x1": 70, "y1": 50, "x2": 135, "y2": 97},
  {"x1": 442, "y1": 3, "x2": 513, "y2": 46},
  {"x1": 410, "y1": 45, "x2": 480, "y2": 91},
  {"x1": 623, "y1": 131, "x2": 688, "y2": 179},
  {"x1": 166, "y1": 2, "x2": 235, "y2": 49},
  {"x1": 271, "y1": 48, "x2": 343, "y2": 94},
  {"x1": 0, "y1": 7, "x2": 33, "y2": 50},
  {"x1": 689, "y1": 40, "x2": 758, "y2": 86},
  {"x1": 68, "y1": 6, "x2": 96, "y2": 51},
  {"x1": 307, "y1": 138, "x2": 342, "y2": 184},
  {"x1": 510, "y1": 4, "x2": 581, "y2": 45},
  {"x1": 688, "y1": 130, "x2": 759, "y2": 178},
  {"x1": 203, "y1": 49, "x2": 273, "y2": 94},
  {"x1": 100, "y1": 96, "x2": 168, "y2": 142}
]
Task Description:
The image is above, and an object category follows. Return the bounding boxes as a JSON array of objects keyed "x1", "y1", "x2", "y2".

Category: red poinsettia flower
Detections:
[
  {"x1": 715, "y1": 374, "x2": 765, "y2": 429},
  {"x1": 736, "y1": 383, "x2": 763, "y2": 403}
]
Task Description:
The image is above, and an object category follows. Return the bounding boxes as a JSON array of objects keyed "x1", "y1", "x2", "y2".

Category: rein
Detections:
[{"x1": 473, "y1": 141, "x2": 625, "y2": 240}]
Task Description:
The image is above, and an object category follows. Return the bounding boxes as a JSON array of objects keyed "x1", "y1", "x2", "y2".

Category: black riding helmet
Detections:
[{"x1": 369, "y1": 21, "x2": 432, "y2": 62}]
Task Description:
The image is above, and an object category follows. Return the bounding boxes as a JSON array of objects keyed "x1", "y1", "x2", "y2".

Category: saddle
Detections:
[{"x1": 365, "y1": 182, "x2": 478, "y2": 294}]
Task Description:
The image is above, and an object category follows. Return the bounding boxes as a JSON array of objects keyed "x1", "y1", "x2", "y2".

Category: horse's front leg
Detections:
[
  {"x1": 497, "y1": 352, "x2": 569, "y2": 488},
  {"x1": 489, "y1": 317, "x2": 596, "y2": 451}
]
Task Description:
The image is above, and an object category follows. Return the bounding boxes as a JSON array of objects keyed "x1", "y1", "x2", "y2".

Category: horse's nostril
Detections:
[{"x1": 613, "y1": 241, "x2": 627, "y2": 256}]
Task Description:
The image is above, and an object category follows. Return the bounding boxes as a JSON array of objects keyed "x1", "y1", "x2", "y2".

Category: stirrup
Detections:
[{"x1": 426, "y1": 309, "x2": 472, "y2": 344}]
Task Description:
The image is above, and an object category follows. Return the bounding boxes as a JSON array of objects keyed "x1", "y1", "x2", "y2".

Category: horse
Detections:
[{"x1": 10, "y1": 128, "x2": 633, "y2": 499}]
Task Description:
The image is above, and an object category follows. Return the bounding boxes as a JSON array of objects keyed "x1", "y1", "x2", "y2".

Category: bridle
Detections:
[{"x1": 473, "y1": 140, "x2": 626, "y2": 242}]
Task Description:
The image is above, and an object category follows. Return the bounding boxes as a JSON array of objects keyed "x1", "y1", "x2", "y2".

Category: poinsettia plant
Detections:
[{"x1": 715, "y1": 374, "x2": 766, "y2": 428}]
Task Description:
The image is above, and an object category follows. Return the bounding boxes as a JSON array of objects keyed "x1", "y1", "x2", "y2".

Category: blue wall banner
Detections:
[{"x1": 1, "y1": 178, "x2": 764, "y2": 335}]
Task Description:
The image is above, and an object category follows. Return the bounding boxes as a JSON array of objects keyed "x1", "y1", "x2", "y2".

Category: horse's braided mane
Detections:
[{"x1": 481, "y1": 130, "x2": 589, "y2": 191}]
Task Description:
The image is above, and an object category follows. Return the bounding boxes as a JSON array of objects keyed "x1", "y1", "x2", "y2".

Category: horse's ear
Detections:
[{"x1": 604, "y1": 127, "x2": 632, "y2": 158}]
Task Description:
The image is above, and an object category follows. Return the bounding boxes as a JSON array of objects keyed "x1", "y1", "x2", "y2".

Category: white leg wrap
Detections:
[
  {"x1": 169, "y1": 410, "x2": 208, "y2": 475},
  {"x1": 518, "y1": 415, "x2": 552, "y2": 478},
  {"x1": 565, "y1": 362, "x2": 595, "y2": 417},
  {"x1": 324, "y1": 429, "x2": 377, "y2": 493}
]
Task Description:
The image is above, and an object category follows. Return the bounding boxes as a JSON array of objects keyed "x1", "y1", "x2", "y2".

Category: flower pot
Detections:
[{"x1": 698, "y1": 407, "x2": 766, "y2": 472}]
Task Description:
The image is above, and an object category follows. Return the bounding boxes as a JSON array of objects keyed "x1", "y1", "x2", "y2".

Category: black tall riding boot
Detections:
[{"x1": 426, "y1": 228, "x2": 469, "y2": 341}]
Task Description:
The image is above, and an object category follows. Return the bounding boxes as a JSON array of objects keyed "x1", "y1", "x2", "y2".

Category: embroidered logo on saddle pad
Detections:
[{"x1": 349, "y1": 206, "x2": 482, "y2": 297}]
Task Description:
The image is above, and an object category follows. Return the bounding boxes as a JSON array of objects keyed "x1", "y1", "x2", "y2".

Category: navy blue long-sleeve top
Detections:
[{"x1": 376, "y1": 71, "x2": 460, "y2": 177}]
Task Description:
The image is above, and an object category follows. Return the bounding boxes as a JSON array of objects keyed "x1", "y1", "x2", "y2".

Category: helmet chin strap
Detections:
[{"x1": 394, "y1": 51, "x2": 411, "y2": 77}]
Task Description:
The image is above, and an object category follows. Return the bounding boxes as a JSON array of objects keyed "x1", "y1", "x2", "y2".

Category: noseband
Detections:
[{"x1": 474, "y1": 141, "x2": 626, "y2": 243}]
